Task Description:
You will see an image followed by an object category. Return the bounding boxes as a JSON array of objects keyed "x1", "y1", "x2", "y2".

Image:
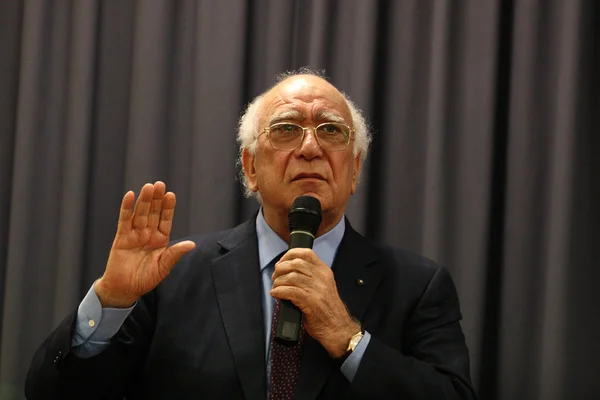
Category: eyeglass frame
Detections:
[{"x1": 256, "y1": 121, "x2": 355, "y2": 151}]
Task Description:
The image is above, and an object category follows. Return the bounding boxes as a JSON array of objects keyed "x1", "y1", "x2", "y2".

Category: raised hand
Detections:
[{"x1": 94, "y1": 182, "x2": 196, "y2": 308}]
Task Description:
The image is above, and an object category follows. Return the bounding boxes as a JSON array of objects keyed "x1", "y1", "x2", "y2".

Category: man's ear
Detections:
[
  {"x1": 350, "y1": 154, "x2": 361, "y2": 195},
  {"x1": 242, "y1": 148, "x2": 259, "y2": 193}
]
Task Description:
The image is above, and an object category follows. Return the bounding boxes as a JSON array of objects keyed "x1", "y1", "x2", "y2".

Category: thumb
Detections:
[{"x1": 157, "y1": 241, "x2": 196, "y2": 275}]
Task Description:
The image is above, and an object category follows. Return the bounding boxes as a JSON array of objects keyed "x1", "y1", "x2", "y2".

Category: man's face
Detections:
[{"x1": 242, "y1": 75, "x2": 361, "y2": 219}]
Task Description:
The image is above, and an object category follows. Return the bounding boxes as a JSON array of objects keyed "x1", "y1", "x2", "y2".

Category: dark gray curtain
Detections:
[{"x1": 0, "y1": 1, "x2": 597, "y2": 399}]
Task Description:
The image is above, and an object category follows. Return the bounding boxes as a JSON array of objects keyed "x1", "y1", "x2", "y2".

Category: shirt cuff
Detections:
[
  {"x1": 72, "y1": 283, "x2": 136, "y2": 346},
  {"x1": 340, "y1": 331, "x2": 371, "y2": 382}
]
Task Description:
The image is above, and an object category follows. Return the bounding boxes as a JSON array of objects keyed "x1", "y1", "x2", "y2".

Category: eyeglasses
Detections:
[{"x1": 258, "y1": 122, "x2": 354, "y2": 151}]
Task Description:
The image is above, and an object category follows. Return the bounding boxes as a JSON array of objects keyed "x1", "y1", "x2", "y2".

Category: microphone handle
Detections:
[{"x1": 274, "y1": 231, "x2": 314, "y2": 346}]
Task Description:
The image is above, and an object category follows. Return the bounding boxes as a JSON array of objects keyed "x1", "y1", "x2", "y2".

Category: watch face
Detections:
[{"x1": 350, "y1": 333, "x2": 363, "y2": 350}]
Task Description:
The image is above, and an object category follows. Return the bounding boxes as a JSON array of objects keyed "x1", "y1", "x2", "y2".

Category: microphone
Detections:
[{"x1": 274, "y1": 195, "x2": 322, "y2": 346}]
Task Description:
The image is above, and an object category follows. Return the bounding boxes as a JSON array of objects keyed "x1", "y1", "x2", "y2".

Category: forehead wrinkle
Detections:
[{"x1": 260, "y1": 76, "x2": 352, "y2": 128}]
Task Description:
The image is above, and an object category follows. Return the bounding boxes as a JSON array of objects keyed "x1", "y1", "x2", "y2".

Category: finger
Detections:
[
  {"x1": 132, "y1": 183, "x2": 155, "y2": 230},
  {"x1": 158, "y1": 192, "x2": 176, "y2": 235},
  {"x1": 279, "y1": 248, "x2": 320, "y2": 263},
  {"x1": 272, "y1": 270, "x2": 312, "y2": 289},
  {"x1": 272, "y1": 259, "x2": 314, "y2": 280},
  {"x1": 157, "y1": 240, "x2": 196, "y2": 277},
  {"x1": 147, "y1": 181, "x2": 166, "y2": 230},
  {"x1": 116, "y1": 191, "x2": 135, "y2": 234},
  {"x1": 270, "y1": 286, "x2": 309, "y2": 307}
]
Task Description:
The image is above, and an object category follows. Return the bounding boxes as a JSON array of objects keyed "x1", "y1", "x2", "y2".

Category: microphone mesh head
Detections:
[{"x1": 288, "y1": 195, "x2": 322, "y2": 235}]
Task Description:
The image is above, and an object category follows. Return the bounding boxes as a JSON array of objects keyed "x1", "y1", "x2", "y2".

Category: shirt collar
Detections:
[{"x1": 256, "y1": 207, "x2": 346, "y2": 271}]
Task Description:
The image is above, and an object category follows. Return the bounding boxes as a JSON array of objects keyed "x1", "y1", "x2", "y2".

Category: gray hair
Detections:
[{"x1": 236, "y1": 68, "x2": 372, "y2": 200}]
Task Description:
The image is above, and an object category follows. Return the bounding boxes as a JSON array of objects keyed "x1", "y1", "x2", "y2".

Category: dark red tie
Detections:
[{"x1": 270, "y1": 298, "x2": 305, "y2": 399}]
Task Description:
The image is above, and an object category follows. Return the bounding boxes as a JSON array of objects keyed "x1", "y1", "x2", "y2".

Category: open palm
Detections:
[{"x1": 95, "y1": 182, "x2": 195, "y2": 308}]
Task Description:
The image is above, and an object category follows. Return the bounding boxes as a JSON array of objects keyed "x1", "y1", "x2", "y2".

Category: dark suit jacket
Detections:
[{"x1": 26, "y1": 217, "x2": 476, "y2": 399}]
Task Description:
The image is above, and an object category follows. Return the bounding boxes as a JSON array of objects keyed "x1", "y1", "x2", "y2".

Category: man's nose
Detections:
[{"x1": 295, "y1": 128, "x2": 322, "y2": 159}]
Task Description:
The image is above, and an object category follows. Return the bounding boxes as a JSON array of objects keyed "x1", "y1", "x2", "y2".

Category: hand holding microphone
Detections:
[
  {"x1": 273, "y1": 195, "x2": 322, "y2": 345},
  {"x1": 271, "y1": 195, "x2": 362, "y2": 357}
]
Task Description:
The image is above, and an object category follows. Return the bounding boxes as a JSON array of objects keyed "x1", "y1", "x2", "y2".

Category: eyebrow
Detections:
[
  {"x1": 267, "y1": 110, "x2": 305, "y2": 125},
  {"x1": 314, "y1": 109, "x2": 347, "y2": 124}
]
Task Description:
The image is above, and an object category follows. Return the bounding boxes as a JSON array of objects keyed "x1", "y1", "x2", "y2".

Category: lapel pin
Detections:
[{"x1": 356, "y1": 279, "x2": 365, "y2": 286}]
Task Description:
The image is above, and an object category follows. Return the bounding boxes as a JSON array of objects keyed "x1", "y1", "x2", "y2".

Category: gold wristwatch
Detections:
[{"x1": 346, "y1": 330, "x2": 364, "y2": 353}]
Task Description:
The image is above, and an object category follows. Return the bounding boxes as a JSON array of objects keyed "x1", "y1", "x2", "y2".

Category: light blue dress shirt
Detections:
[{"x1": 72, "y1": 210, "x2": 371, "y2": 393}]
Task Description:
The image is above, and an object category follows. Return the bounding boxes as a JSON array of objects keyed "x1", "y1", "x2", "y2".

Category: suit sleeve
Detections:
[
  {"x1": 24, "y1": 291, "x2": 156, "y2": 400},
  {"x1": 348, "y1": 267, "x2": 477, "y2": 399}
]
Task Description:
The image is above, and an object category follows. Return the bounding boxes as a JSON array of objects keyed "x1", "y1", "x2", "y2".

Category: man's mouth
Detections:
[{"x1": 293, "y1": 173, "x2": 326, "y2": 181}]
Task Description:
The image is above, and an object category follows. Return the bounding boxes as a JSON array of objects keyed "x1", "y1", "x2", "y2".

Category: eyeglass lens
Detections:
[{"x1": 269, "y1": 123, "x2": 349, "y2": 150}]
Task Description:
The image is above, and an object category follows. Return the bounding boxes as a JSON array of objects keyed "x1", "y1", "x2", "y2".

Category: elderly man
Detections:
[{"x1": 26, "y1": 72, "x2": 476, "y2": 399}]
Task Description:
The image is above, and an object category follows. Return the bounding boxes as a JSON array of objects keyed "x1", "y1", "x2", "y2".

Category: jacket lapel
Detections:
[
  {"x1": 295, "y1": 219, "x2": 383, "y2": 399},
  {"x1": 210, "y1": 218, "x2": 267, "y2": 400}
]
